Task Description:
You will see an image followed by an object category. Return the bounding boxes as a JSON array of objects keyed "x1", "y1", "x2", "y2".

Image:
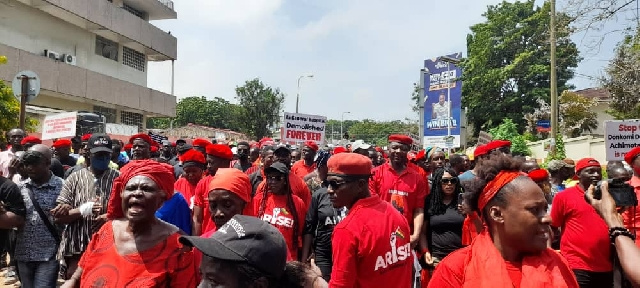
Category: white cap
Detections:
[
  {"x1": 351, "y1": 140, "x2": 371, "y2": 151},
  {"x1": 231, "y1": 147, "x2": 238, "y2": 155}
]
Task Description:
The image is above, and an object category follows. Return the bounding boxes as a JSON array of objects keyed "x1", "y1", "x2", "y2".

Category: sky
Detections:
[{"x1": 147, "y1": 0, "x2": 625, "y2": 122}]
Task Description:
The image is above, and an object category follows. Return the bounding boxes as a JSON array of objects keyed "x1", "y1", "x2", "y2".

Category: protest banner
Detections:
[
  {"x1": 282, "y1": 112, "x2": 326, "y2": 144},
  {"x1": 41, "y1": 111, "x2": 77, "y2": 140},
  {"x1": 605, "y1": 120, "x2": 640, "y2": 161}
]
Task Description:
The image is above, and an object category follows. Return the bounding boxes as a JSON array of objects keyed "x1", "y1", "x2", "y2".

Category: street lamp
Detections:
[
  {"x1": 341, "y1": 111, "x2": 351, "y2": 140},
  {"x1": 437, "y1": 56, "x2": 461, "y2": 139},
  {"x1": 296, "y1": 74, "x2": 314, "y2": 113}
]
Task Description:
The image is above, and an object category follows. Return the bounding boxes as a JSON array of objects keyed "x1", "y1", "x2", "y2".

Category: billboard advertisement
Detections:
[{"x1": 423, "y1": 52, "x2": 462, "y2": 148}]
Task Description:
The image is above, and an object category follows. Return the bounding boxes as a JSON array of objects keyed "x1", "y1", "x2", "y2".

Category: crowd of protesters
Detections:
[{"x1": 0, "y1": 127, "x2": 640, "y2": 288}]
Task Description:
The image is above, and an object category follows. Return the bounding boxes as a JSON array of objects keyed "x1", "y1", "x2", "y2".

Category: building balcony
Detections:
[
  {"x1": 0, "y1": 43, "x2": 176, "y2": 117},
  {"x1": 123, "y1": 0, "x2": 177, "y2": 21},
  {"x1": 24, "y1": 0, "x2": 177, "y2": 61}
]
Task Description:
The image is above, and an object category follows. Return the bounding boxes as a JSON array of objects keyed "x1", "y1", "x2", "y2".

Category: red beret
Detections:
[
  {"x1": 327, "y1": 153, "x2": 373, "y2": 177},
  {"x1": 485, "y1": 140, "x2": 511, "y2": 151},
  {"x1": 388, "y1": 134, "x2": 413, "y2": 145},
  {"x1": 575, "y1": 158, "x2": 601, "y2": 174},
  {"x1": 129, "y1": 133, "x2": 152, "y2": 145},
  {"x1": 180, "y1": 149, "x2": 206, "y2": 165},
  {"x1": 150, "y1": 146, "x2": 158, "y2": 153},
  {"x1": 407, "y1": 151, "x2": 417, "y2": 161},
  {"x1": 528, "y1": 168, "x2": 549, "y2": 183},
  {"x1": 333, "y1": 146, "x2": 348, "y2": 155},
  {"x1": 81, "y1": 134, "x2": 92, "y2": 141},
  {"x1": 124, "y1": 143, "x2": 133, "y2": 150},
  {"x1": 206, "y1": 144, "x2": 233, "y2": 160},
  {"x1": 474, "y1": 145, "x2": 489, "y2": 158},
  {"x1": 416, "y1": 150, "x2": 426, "y2": 161},
  {"x1": 193, "y1": 138, "x2": 212, "y2": 148},
  {"x1": 171, "y1": 142, "x2": 177, "y2": 147},
  {"x1": 52, "y1": 139, "x2": 72, "y2": 149},
  {"x1": 304, "y1": 141, "x2": 319, "y2": 152},
  {"x1": 625, "y1": 146, "x2": 640, "y2": 166},
  {"x1": 21, "y1": 136, "x2": 42, "y2": 145}
]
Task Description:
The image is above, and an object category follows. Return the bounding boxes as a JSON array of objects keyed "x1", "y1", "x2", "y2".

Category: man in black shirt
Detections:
[
  {"x1": 0, "y1": 176, "x2": 26, "y2": 284},
  {"x1": 53, "y1": 139, "x2": 77, "y2": 172}
]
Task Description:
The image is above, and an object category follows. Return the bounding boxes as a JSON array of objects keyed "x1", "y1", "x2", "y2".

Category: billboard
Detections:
[{"x1": 423, "y1": 53, "x2": 462, "y2": 148}]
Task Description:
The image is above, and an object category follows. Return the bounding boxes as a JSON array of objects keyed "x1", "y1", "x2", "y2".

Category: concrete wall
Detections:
[
  {"x1": 590, "y1": 102, "x2": 615, "y2": 136},
  {"x1": 528, "y1": 136, "x2": 606, "y2": 163},
  {"x1": 0, "y1": 43, "x2": 177, "y2": 117},
  {"x1": 0, "y1": 0, "x2": 147, "y2": 86}
]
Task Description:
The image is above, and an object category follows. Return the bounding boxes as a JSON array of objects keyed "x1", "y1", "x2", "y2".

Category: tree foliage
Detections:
[
  {"x1": 235, "y1": 78, "x2": 285, "y2": 140},
  {"x1": 488, "y1": 118, "x2": 531, "y2": 156},
  {"x1": 546, "y1": 133, "x2": 566, "y2": 162},
  {"x1": 346, "y1": 119, "x2": 418, "y2": 147},
  {"x1": 524, "y1": 91, "x2": 598, "y2": 138},
  {"x1": 0, "y1": 56, "x2": 38, "y2": 143},
  {"x1": 410, "y1": 82, "x2": 421, "y2": 114},
  {"x1": 147, "y1": 96, "x2": 244, "y2": 132},
  {"x1": 462, "y1": 0, "x2": 580, "y2": 135},
  {"x1": 604, "y1": 29, "x2": 640, "y2": 119}
]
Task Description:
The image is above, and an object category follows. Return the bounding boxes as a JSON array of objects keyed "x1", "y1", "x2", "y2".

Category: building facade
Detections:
[{"x1": 0, "y1": 0, "x2": 177, "y2": 135}]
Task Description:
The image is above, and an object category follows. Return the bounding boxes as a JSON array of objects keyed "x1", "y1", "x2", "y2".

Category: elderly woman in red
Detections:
[
  {"x1": 61, "y1": 160, "x2": 196, "y2": 288},
  {"x1": 428, "y1": 154, "x2": 578, "y2": 288}
]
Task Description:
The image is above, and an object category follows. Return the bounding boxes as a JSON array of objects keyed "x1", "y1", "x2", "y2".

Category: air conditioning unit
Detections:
[
  {"x1": 62, "y1": 54, "x2": 77, "y2": 65},
  {"x1": 44, "y1": 49, "x2": 60, "y2": 61}
]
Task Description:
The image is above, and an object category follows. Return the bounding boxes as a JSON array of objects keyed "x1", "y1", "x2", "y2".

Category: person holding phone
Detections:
[{"x1": 418, "y1": 167, "x2": 465, "y2": 285}]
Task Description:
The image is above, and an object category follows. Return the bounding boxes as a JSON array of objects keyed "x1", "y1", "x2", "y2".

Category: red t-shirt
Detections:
[
  {"x1": 550, "y1": 185, "x2": 612, "y2": 272},
  {"x1": 291, "y1": 160, "x2": 316, "y2": 179},
  {"x1": 252, "y1": 193, "x2": 307, "y2": 261},
  {"x1": 369, "y1": 163, "x2": 428, "y2": 233},
  {"x1": 256, "y1": 173, "x2": 311, "y2": 210},
  {"x1": 329, "y1": 196, "x2": 412, "y2": 288},
  {"x1": 622, "y1": 175, "x2": 640, "y2": 248},
  {"x1": 174, "y1": 177, "x2": 199, "y2": 209},
  {"x1": 193, "y1": 175, "x2": 216, "y2": 234}
]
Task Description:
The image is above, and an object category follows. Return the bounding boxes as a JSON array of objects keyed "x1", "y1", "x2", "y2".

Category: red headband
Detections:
[{"x1": 478, "y1": 171, "x2": 522, "y2": 211}]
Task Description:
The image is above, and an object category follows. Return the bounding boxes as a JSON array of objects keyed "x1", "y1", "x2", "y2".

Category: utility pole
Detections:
[
  {"x1": 418, "y1": 69, "x2": 426, "y2": 149},
  {"x1": 550, "y1": 0, "x2": 558, "y2": 137}
]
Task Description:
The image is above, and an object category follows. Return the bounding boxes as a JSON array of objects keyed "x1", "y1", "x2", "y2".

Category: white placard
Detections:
[
  {"x1": 605, "y1": 120, "x2": 640, "y2": 161},
  {"x1": 282, "y1": 112, "x2": 326, "y2": 144},
  {"x1": 41, "y1": 112, "x2": 77, "y2": 140}
]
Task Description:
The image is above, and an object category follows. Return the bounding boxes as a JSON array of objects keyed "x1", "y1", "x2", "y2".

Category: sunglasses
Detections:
[
  {"x1": 328, "y1": 179, "x2": 358, "y2": 190},
  {"x1": 266, "y1": 175, "x2": 284, "y2": 182},
  {"x1": 441, "y1": 177, "x2": 459, "y2": 185}
]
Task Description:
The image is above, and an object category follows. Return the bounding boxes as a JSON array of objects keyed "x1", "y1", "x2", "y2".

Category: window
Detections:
[
  {"x1": 121, "y1": 111, "x2": 144, "y2": 132},
  {"x1": 93, "y1": 106, "x2": 116, "y2": 123},
  {"x1": 95, "y1": 36, "x2": 118, "y2": 61},
  {"x1": 123, "y1": 3, "x2": 145, "y2": 19},
  {"x1": 123, "y1": 46, "x2": 146, "y2": 72}
]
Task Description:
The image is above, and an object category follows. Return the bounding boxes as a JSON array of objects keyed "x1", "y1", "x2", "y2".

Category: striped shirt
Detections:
[{"x1": 56, "y1": 168, "x2": 119, "y2": 257}]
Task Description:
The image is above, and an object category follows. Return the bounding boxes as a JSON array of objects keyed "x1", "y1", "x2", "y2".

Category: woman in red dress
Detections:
[{"x1": 61, "y1": 160, "x2": 196, "y2": 288}]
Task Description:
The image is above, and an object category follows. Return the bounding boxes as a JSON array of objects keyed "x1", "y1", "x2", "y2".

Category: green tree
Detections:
[
  {"x1": 463, "y1": 0, "x2": 580, "y2": 135},
  {"x1": 410, "y1": 82, "x2": 421, "y2": 113},
  {"x1": 524, "y1": 91, "x2": 598, "y2": 138},
  {"x1": 604, "y1": 29, "x2": 640, "y2": 119},
  {"x1": 488, "y1": 118, "x2": 531, "y2": 156},
  {"x1": 235, "y1": 78, "x2": 285, "y2": 140},
  {"x1": 348, "y1": 120, "x2": 418, "y2": 147},
  {"x1": 546, "y1": 133, "x2": 566, "y2": 162}
]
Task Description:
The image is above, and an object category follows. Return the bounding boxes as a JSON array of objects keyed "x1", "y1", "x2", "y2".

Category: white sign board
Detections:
[
  {"x1": 41, "y1": 112, "x2": 77, "y2": 140},
  {"x1": 282, "y1": 112, "x2": 326, "y2": 144},
  {"x1": 605, "y1": 120, "x2": 640, "y2": 161},
  {"x1": 423, "y1": 135, "x2": 460, "y2": 149}
]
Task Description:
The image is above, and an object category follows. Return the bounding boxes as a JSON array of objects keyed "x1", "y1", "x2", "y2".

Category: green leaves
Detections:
[
  {"x1": 463, "y1": 0, "x2": 580, "y2": 135},
  {"x1": 604, "y1": 28, "x2": 640, "y2": 120},
  {"x1": 0, "y1": 56, "x2": 37, "y2": 142},
  {"x1": 235, "y1": 78, "x2": 285, "y2": 140},
  {"x1": 489, "y1": 118, "x2": 531, "y2": 156}
]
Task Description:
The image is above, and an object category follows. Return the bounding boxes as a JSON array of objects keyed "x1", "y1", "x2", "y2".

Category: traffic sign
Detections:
[{"x1": 12, "y1": 70, "x2": 40, "y2": 103}]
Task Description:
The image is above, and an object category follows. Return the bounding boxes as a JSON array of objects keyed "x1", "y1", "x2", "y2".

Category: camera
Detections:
[{"x1": 591, "y1": 179, "x2": 638, "y2": 207}]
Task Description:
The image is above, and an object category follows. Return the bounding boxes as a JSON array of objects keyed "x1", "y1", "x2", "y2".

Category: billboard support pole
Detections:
[{"x1": 419, "y1": 69, "x2": 426, "y2": 149}]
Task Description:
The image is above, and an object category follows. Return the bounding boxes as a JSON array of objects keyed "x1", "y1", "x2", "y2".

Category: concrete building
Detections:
[
  {"x1": 0, "y1": 0, "x2": 177, "y2": 135},
  {"x1": 574, "y1": 88, "x2": 614, "y2": 137}
]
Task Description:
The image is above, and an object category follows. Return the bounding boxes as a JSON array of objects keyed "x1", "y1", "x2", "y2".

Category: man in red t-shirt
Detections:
[
  {"x1": 370, "y1": 134, "x2": 427, "y2": 248},
  {"x1": 291, "y1": 141, "x2": 318, "y2": 179},
  {"x1": 623, "y1": 146, "x2": 640, "y2": 247},
  {"x1": 327, "y1": 153, "x2": 412, "y2": 288},
  {"x1": 551, "y1": 158, "x2": 613, "y2": 288},
  {"x1": 192, "y1": 144, "x2": 233, "y2": 236}
]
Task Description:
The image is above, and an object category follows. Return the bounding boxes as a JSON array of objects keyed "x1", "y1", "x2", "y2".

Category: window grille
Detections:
[
  {"x1": 123, "y1": 46, "x2": 146, "y2": 72},
  {"x1": 123, "y1": 3, "x2": 144, "y2": 19},
  {"x1": 120, "y1": 111, "x2": 143, "y2": 132}
]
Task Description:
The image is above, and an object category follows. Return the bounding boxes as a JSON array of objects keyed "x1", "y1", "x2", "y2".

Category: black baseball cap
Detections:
[
  {"x1": 88, "y1": 134, "x2": 113, "y2": 154},
  {"x1": 179, "y1": 215, "x2": 287, "y2": 278},
  {"x1": 265, "y1": 162, "x2": 289, "y2": 175},
  {"x1": 274, "y1": 145, "x2": 291, "y2": 155}
]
